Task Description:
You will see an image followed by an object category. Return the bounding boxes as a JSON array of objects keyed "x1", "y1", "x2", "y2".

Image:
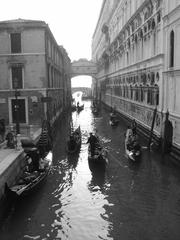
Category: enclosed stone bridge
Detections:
[
  {"x1": 72, "y1": 87, "x2": 92, "y2": 98},
  {"x1": 71, "y1": 58, "x2": 97, "y2": 78}
]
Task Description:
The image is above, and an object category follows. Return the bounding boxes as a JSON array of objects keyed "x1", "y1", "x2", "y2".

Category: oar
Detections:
[
  {"x1": 16, "y1": 182, "x2": 33, "y2": 195},
  {"x1": 17, "y1": 174, "x2": 42, "y2": 195}
]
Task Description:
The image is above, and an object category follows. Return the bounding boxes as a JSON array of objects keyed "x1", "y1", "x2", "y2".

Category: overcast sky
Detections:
[{"x1": 0, "y1": 0, "x2": 103, "y2": 87}]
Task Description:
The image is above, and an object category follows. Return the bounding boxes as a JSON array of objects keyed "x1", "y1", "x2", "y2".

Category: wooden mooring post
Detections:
[
  {"x1": 148, "y1": 107, "x2": 157, "y2": 150},
  {"x1": 161, "y1": 110, "x2": 173, "y2": 154}
]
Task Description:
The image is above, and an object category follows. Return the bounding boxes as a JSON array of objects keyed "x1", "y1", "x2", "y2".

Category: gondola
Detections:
[
  {"x1": 109, "y1": 112, "x2": 119, "y2": 127},
  {"x1": 88, "y1": 144, "x2": 108, "y2": 166},
  {"x1": 76, "y1": 104, "x2": 84, "y2": 112},
  {"x1": 109, "y1": 118, "x2": 119, "y2": 127},
  {"x1": 5, "y1": 150, "x2": 52, "y2": 199},
  {"x1": 67, "y1": 126, "x2": 81, "y2": 154},
  {"x1": 125, "y1": 139, "x2": 141, "y2": 162},
  {"x1": 71, "y1": 104, "x2": 76, "y2": 111},
  {"x1": 92, "y1": 107, "x2": 99, "y2": 115}
]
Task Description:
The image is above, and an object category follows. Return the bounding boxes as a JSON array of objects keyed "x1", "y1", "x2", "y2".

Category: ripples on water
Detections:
[
  {"x1": 48, "y1": 102, "x2": 114, "y2": 240},
  {"x1": 1, "y1": 100, "x2": 180, "y2": 240}
]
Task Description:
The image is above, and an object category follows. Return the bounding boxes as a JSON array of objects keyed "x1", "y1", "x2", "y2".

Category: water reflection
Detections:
[
  {"x1": 1, "y1": 100, "x2": 180, "y2": 240},
  {"x1": 49, "y1": 101, "x2": 113, "y2": 239},
  {"x1": 88, "y1": 160, "x2": 106, "y2": 190}
]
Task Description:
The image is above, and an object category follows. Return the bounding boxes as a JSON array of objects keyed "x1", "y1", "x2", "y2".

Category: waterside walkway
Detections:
[{"x1": 0, "y1": 126, "x2": 42, "y2": 203}]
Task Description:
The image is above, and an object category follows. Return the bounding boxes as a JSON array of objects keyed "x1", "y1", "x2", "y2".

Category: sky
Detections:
[{"x1": 0, "y1": 0, "x2": 103, "y2": 88}]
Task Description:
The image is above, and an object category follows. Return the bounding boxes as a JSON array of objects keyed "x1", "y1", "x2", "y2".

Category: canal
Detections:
[{"x1": 1, "y1": 100, "x2": 180, "y2": 240}]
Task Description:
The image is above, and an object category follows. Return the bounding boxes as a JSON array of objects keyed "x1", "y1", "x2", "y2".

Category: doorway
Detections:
[{"x1": 11, "y1": 98, "x2": 26, "y2": 123}]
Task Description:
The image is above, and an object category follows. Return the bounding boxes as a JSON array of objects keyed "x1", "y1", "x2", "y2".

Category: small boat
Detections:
[
  {"x1": 67, "y1": 126, "x2": 81, "y2": 154},
  {"x1": 92, "y1": 107, "x2": 99, "y2": 115},
  {"x1": 76, "y1": 104, "x2": 84, "y2": 112},
  {"x1": 71, "y1": 104, "x2": 76, "y2": 111},
  {"x1": 88, "y1": 144, "x2": 108, "y2": 166},
  {"x1": 109, "y1": 119, "x2": 119, "y2": 127},
  {"x1": 5, "y1": 150, "x2": 52, "y2": 199},
  {"x1": 125, "y1": 139, "x2": 141, "y2": 162},
  {"x1": 109, "y1": 112, "x2": 119, "y2": 127}
]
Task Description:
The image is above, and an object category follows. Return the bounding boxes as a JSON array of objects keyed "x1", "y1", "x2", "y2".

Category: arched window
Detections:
[
  {"x1": 130, "y1": 85, "x2": 133, "y2": 99},
  {"x1": 135, "y1": 86, "x2": 139, "y2": 101},
  {"x1": 170, "y1": 30, "x2": 174, "y2": 68},
  {"x1": 152, "y1": 19, "x2": 156, "y2": 30},
  {"x1": 157, "y1": 11, "x2": 161, "y2": 23},
  {"x1": 155, "y1": 86, "x2": 159, "y2": 106},
  {"x1": 156, "y1": 72, "x2": 159, "y2": 82},
  {"x1": 147, "y1": 87, "x2": 152, "y2": 104},
  {"x1": 150, "y1": 72, "x2": 155, "y2": 85}
]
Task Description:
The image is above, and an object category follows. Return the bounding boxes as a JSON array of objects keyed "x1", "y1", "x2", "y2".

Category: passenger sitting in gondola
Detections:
[
  {"x1": 87, "y1": 132, "x2": 99, "y2": 157},
  {"x1": 126, "y1": 126, "x2": 140, "y2": 151},
  {"x1": 73, "y1": 130, "x2": 80, "y2": 141},
  {"x1": 110, "y1": 114, "x2": 116, "y2": 122},
  {"x1": 131, "y1": 119, "x2": 137, "y2": 135},
  {"x1": 110, "y1": 109, "x2": 117, "y2": 121},
  {"x1": 132, "y1": 140, "x2": 141, "y2": 151},
  {"x1": 125, "y1": 126, "x2": 133, "y2": 151},
  {"x1": 39, "y1": 157, "x2": 49, "y2": 171},
  {"x1": 26, "y1": 148, "x2": 40, "y2": 172},
  {"x1": 125, "y1": 126, "x2": 133, "y2": 140},
  {"x1": 97, "y1": 152, "x2": 104, "y2": 162},
  {"x1": 131, "y1": 134, "x2": 140, "y2": 151}
]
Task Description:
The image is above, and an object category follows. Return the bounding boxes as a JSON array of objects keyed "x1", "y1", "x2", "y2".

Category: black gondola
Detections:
[
  {"x1": 67, "y1": 126, "x2": 81, "y2": 154},
  {"x1": 125, "y1": 136, "x2": 141, "y2": 162},
  {"x1": 92, "y1": 107, "x2": 99, "y2": 115},
  {"x1": 109, "y1": 118, "x2": 119, "y2": 127},
  {"x1": 5, "y1": 150, "x2": 52, "y2": 199},
  {"x1": 109, "y1": 112, "x2": 119, "y2": 127},
  {"x1": 71, "y1": 104, "x2": 76, "y2": 111},
  {"x1": 76, "y1": 104, "x2": 84, "y2": 112},
  {"x1": 88, "y1": 144, "x2": 108, "y2": 166}
]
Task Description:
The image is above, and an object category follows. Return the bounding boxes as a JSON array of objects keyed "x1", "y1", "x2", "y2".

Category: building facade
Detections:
[
  {"x1": 92, "y1": 0, "x2": 180, "y2": 153},
  {"x1": 0, "y1": 19, "x2": 71, "y2": 130}
]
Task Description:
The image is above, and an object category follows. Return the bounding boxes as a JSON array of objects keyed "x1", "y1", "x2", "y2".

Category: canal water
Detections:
[{"x1": 1, "y1": 100, "x2": 180, "y2": 240}]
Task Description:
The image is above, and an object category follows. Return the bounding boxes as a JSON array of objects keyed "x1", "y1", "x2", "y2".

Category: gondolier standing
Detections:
[{"x1": 87, "y1": 132, "x2": 99, "y2": 157}]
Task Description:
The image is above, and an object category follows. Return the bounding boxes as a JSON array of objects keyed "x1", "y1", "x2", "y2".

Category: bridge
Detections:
[
  {"x1": 71, "y1": 58, "x2": 97, "y2": 78},
  {"x1": 71, "y1": 87, "x2": 92, "y2": 99}
]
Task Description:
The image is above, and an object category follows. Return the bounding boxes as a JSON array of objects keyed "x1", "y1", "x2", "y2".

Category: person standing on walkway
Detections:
[{"x1": 0, "y1": 119, "x2": 5, "y2": 143}]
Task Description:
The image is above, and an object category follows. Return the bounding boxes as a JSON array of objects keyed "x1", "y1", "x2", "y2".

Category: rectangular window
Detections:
[
  {"x1": 11, "y1": 66, "x2": 23, "y2": 89},
  {"x1": 11, "y1": 33, "x2": 21, "y2": 53}
]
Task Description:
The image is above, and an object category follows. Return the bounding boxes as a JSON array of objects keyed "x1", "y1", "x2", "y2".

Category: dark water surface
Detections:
[{"x1": 1, "y1": 101, "x2": 180, "y2": 240}]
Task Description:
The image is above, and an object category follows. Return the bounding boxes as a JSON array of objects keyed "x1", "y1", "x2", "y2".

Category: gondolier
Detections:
[
  {"x1": 87, "y1": 132, "x2": 99, "y2": 157},
  {"x1": 67, "y1": 126, "x2": 81, "y2": 154}
]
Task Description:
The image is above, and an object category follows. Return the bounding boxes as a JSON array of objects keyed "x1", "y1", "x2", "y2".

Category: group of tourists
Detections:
[{"x1": 25, "y1": 147, "x2": 49, "y2": 173}]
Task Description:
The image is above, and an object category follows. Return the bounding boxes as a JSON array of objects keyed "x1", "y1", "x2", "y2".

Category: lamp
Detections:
[{"x1": 14, "y1": 78, "x2": 20, "y2": 134}]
